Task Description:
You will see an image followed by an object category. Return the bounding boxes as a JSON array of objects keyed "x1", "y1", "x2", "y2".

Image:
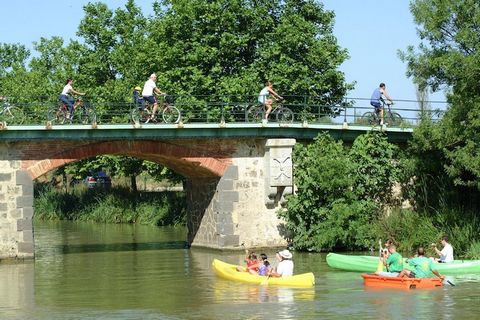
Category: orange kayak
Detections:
[{"x1": 361, "y1": 273, "x2": 443, "y2": 289}]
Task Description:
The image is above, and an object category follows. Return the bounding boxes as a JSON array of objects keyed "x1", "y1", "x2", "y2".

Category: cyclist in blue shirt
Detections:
[{"x1": 370, "y1": 83, "x2": 393, "y2": 125}]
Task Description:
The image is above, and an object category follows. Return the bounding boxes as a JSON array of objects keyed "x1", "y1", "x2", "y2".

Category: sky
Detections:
[{"x1": 0, "y1": 0, "x2": 446, "y2": 105}]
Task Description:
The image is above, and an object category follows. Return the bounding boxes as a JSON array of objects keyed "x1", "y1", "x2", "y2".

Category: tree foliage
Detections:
[
  {"x1": 401, "y1": 0, "x2": 480, "y2": 190},
  {"x1": 0, "y1": 0, "x2": 352, "y2": 182},
  {"x1": 280, "y1": 132, "x2": 402, "y2": 251}
]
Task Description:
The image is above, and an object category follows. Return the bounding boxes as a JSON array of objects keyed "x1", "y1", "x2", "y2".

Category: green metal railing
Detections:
[{"x1": 0, "y1": 95, "x2": 447, "y2": 128}]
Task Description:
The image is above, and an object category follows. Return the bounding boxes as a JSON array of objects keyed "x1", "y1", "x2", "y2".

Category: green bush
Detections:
[
  {"x1": 465, "y1": 242, "x2": 480, "y2": 260},
  {"x1": 281, "y1": 132, "x2": 401, "y2": 251},
  {"x1": 373, "y1": 209, "x2": 438, "y2": 253}
]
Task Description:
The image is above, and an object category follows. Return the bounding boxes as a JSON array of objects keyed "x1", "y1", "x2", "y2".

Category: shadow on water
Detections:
[{"x1": 61, "y1": 240, "x2": 188, "y2": 254}]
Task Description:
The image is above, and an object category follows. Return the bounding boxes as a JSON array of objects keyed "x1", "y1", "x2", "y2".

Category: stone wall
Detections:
[
  {"x1": 0, "y1": 137, "x2": 296, "y2": 257},
  {"x1": 0, "y1": 149, "x2": 34, "y2": 259},
  {"x1": 188, "y1": 138, "x2": 295, "y2": 250}
]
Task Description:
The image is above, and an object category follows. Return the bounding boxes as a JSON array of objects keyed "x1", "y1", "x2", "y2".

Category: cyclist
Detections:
[
  {"x1": 142, "y1": 73, "x2": 166, "y2": 123},
  {"x1": 133, "y1": 86, "x2": 145, "y2": 110},
  {"x1": 370, "y1": 83, "x2": 393, "y2": 125},
  {"x1": 258, "y1": 81, "x2": 283, "y2": 122},
  {"x1": 59, "y1": 79, "x2": 85, "y2": 120}
]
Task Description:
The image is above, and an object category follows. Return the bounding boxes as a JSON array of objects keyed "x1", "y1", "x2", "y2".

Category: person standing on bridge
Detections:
[
  {"x1": 142, "y1": 73, "x2": 165, "y2": 123},
  {"x1": 258, "y1": 81, "x2": 283, "y2": 122},
  {"x1": 370, "y1": 83, "x2": 393, "y2": 126},
  {"x1": 59, "y1": 79, "x2": 85, "y2": 120}
]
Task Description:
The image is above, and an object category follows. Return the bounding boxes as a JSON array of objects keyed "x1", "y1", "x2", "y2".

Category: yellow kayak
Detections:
[{"x1": 212, "y1": 259, "x2": 315, "y2": 287}]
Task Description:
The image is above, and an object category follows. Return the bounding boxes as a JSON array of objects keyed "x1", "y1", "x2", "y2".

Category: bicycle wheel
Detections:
[
  {"x1": 246, "y1": 105, "x2": 264, "y2": 123},
  {"x1": 5, "y1": 106, "x2": 26, "y2": 125},
  {"x1": 387, "y1": 112, "x2": 403, "y2": 126},
  {"x1": 361, "y1": 112, "x2": 378, "y2": 125},
  {"x1": 162, "y1": 105, "x2": 181, "y2": 124},
  {"x1": 131, "y1": 108, "x2": 142, "y2": 123},
  {"x1": 78, "y1": 107, "x2": 96, "y2": 124},
  {"x1": 276, "y1": 107, "x2": 294, "y2": 123}
]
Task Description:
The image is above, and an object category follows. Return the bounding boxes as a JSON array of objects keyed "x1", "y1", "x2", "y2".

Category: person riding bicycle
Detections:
[
  {"x1": 142, "y1": 73, "x2": 166, "y2": 123},
  {"x1": 370, "y1": 83, "x2": 393, "y2": 125},
  {"x1": 59, "y1": 79, "x2": 85, "y2": 120},
  {"x1": 258, "y1": 81, "x2": 283, "y2": 122},
  {"x1": 133, "y1": 86, "x2": 145, "y2": 110}
]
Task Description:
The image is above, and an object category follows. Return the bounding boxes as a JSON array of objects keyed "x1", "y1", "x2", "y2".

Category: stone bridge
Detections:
[
  {"x1": 0, "y1": 122, "x2": 413, "y2": 259},
  {"x1": 0, "y1": 136, "x2": 296, "y2": 259}
]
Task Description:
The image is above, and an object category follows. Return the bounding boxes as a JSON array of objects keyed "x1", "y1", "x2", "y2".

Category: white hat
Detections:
[
  {"x1": 150, "y1": 73, "x2": 157, "y2": 78},
  {"x1": 278, "y1": 249, "x2": 292, "y2": 259}
]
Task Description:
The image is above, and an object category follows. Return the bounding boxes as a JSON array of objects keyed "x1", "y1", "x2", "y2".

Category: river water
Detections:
[{"x1": 1, "y1": 221, "x2": 479, "y2": 319}]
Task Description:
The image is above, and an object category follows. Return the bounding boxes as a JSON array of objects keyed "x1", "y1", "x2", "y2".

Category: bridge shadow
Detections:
[{"x1": 60, "y1": 241, "x2": 188, "y2": 254}]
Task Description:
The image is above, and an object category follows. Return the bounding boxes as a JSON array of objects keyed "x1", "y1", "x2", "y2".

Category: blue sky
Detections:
[{"x1": 0, "y1": 0, "x2": 446, "y2": 104}]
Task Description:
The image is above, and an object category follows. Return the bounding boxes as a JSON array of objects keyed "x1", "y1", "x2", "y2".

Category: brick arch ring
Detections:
[{"x1": 22, "y1": 140, "x2": 233, "y2": 179}]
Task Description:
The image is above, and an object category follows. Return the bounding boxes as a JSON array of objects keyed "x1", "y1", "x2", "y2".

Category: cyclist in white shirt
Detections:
[
  {"x1": 258, "y1": 81, "x2": 283, "y2": 122},
  {"x1": 433, "y1": 235, "x2": 454, "y2": 263},
  {"x1": 142, "y1": 73, "x2": 165, "y2": 123},
  {"x1": 59, "y1": 79, "x2": 85, "y2": 119}
]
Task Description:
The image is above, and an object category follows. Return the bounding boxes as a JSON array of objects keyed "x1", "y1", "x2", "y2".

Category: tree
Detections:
[
  {"x1": 401, "y1": 0, "x2": 480, "y2": 189},
  {"x1": 0, "y1": 0, "x2": 353, "y2": 188}
]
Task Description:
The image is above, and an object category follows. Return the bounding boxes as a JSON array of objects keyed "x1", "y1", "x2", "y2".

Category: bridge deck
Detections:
[{"x1": 0, "y1": 122, "x2": 412, "y2": 142}]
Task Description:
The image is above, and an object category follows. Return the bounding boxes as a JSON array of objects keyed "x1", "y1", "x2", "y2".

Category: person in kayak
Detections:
[
  {"x1": 268, "y1": 249, "x2": 294, "y2": 277},
  {"x1": 377, "y1": 244, "x2": 404, "y2": 277},
  {"x1": 236, "y1": 249, "x2": 260, "y2": 274},
  {"x1": 398, "y1": 247, "x2": 445, "y2": 280},
  {"x1": 257, "y1": 253, "x2": 271, "y2": 276},
  {"x1": 432, "y1": 235, "x2": 454, "y2": 263}
]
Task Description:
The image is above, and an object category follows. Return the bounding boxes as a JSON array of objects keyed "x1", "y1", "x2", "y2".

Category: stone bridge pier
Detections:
[
  {"x1": 0, "y1": 138, "x2": 295, "y2": 259},
  {"x1": 186, "y1": 139, "x2": 295, "y2": 249},
  {"x1": 0, "y1": 168, "x2": 34, "y2": 259}
]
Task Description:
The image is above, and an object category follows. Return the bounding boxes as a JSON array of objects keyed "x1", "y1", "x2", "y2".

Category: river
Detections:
[{"x1": 1, "y1": 221, "x2": 479, "y2": 319}]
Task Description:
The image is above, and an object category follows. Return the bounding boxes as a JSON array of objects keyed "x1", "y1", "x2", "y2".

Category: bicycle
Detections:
[
  {"x1": 130, "y1": 95, "x2": 181, "y2": 124},
  {"x1": 246, "y1": 100, "x2": 294, "y2": 123},
  {"x1": 0, "y1": 97, "x2": 26, "y2": 125},
  {"x1": 361, "y1": 99, "x2": 403, "y2": 126},
  {"x1": 47, "y1": 97, "x2": 96, "y2": 124}
]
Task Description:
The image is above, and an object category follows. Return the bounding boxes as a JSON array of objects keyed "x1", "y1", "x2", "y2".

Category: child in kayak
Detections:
[
  {"x1": 236, "y1": 250, "x2": 260, "y2": 274},
  {"x1": 257, "y1": 253, "x2": 271, "y2": 276}
]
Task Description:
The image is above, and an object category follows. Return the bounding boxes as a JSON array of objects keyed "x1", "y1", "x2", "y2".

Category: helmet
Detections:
[{"x1": 134, "y1": 86, "x2": 142, "y2": 91}]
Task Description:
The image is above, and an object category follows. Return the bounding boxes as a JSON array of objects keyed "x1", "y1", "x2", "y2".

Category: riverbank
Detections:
[{"x1": 34, "y1": 183, "x2": 186, "y2": 226}]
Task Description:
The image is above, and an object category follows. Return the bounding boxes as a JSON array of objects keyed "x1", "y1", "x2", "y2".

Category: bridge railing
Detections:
[{"x1": 0, "y1": 95, "x2": 447, "y2": 127}]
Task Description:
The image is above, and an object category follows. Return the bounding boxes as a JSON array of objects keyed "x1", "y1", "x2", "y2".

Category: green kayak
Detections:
[{"x1": 326, "y1": 253, "x2": 480, "y2": 275}]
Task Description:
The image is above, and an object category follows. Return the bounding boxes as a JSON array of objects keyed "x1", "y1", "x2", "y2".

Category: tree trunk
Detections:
[{"x1": 130, "y1": 175, "x2": 137, "y2": 192}]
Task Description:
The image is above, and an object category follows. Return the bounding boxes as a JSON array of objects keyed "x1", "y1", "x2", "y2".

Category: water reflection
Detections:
[
  {"x1": 212, "y1": 279, "x2": 315, "y2": 304},
  {"x1": 1, "y1": 221, "x2": 480, "y2": 320},
  {"x1": 0, "y1": 262, "x2": 35, "y2": 318},
  {"x1": 60, "y1": 240, "x2": 188, "y2": 254}
]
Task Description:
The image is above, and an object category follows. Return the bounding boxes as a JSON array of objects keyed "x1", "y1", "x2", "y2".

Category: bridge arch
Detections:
[
  {"x1": 1, "y1": 137, "x2": 296, "y2": 260},
  {"x1": 21, "y1": 140, "x2": 232, "y2": 180}
]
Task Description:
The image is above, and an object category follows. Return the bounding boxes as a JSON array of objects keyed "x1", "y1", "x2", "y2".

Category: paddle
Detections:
[
  {"x1": 260, "y1": 259, "x2": 276, "y2": 285},
  {"x1": 446, "y1": 280, "x2": 456, "y2": 286},
  {"x1": 261, "y1": 274, "x2": 271, "y2": 286},
  {"x1": 376, "y1": 239, "x2": 384, "y2": 273}
]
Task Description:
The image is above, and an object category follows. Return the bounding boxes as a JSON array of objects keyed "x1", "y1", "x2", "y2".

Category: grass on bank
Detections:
[
  {"x1": 34, "y1": 183, "x2": 186, "y2": 226},
  {"x1": 374, "y1": 209, "x2": 480, "y2": 259}
]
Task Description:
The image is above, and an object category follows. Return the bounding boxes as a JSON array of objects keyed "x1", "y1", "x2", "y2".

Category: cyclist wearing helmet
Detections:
[{"x1": 133, "y1": 86, "x2": 145, "y2": 110}]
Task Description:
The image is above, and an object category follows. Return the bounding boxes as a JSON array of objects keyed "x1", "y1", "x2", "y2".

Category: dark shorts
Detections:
[
  {"x1": 370, "y1": 101, "x2": 382, "y2": 110},
  {"x1": 143, "y1": 95, "x2": 156, "y2": 105}
]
